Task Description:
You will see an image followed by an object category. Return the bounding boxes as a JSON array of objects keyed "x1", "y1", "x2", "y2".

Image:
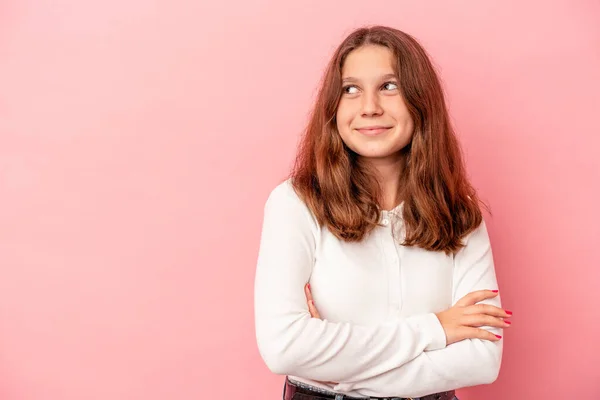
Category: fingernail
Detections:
[
  {"x1": 505, "y1": 310, "x2": 513, "y2": 315},
  {"x1": 307, "y1": 283, "x2": 311, "y2": 290},
  {"x1": 504, "y1": 320, "x2": 511, "y2": 325},
  {"x1": 491, "y1": 290, "x2": 499, "y2": 293},
  {"x1": 495, "y1": 335, "x2": 502, "y2": 339}
]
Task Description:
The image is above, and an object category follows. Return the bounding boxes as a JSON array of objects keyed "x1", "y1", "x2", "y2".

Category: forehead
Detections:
[{"x1": 341, "y1": 45, "x2": 396, "y2": 78}]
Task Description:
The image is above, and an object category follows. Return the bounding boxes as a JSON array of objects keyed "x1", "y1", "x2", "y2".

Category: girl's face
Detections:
[{"x1": 336, "y1": 45, "x2": 414, "y2": 162}]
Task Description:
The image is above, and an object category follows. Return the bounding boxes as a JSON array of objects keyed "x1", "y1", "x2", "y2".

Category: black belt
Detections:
[{"x1": 283, "y1": 377, "x2": 455, "y2": 400}]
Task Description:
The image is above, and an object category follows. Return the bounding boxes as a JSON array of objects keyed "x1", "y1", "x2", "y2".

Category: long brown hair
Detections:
[{"x1": 290, "y1": 26, "x2": 486, "y2": 255}]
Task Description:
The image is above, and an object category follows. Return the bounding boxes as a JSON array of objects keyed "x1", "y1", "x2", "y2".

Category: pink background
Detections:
[{"x1": 1, "y1": 1, "x2": 599, "y2": 399}]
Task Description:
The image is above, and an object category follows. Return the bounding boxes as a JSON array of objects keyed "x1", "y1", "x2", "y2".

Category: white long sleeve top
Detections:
[{"x1": 254, "y1": 179, "x2": 503, "y2": 398}]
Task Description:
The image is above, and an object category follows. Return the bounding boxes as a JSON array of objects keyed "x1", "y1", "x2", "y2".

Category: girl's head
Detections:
[
  {"x1": 335, "y1": 42, "x2": 414, "y2": 164},
  {"x1": 291, "y1": 26, "x2": 484, "y2": 254}
]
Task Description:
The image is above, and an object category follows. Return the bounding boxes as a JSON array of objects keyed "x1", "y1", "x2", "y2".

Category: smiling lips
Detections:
[{"x1": 355, "y1": 126, "x2": 392, "y2": 136}]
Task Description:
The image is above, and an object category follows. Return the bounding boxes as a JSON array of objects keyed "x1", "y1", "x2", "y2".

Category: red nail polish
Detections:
[
  {"x1": 505, "y1": 310, "x2": 513, "y2": 315},
  {"x1": 307, "y1": 283, "x2": 311, "y2": 290},
  {"x1": 492, "y1": 290, "x2": 499, "y2": 293},
  {"x1": 495, "y1": 335, "x2": 502, "y2": 339},
  {"x1": 504, "y1": 320, "x2": 511, "y2": 325}
]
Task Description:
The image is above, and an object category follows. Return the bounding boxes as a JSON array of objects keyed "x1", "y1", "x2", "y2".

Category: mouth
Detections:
[{"x1": 355, "y1": 126, "x2": 393, "y2": 136}]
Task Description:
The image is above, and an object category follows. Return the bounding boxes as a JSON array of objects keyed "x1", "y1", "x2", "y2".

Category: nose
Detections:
[{"x1": 360, "y1": 92, "x2": 383, "y2": 117}]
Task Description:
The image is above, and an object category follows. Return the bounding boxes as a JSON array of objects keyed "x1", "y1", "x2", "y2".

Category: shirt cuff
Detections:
[{"x1": 410, "y1": 312, "x2": 447, "y2": 351}]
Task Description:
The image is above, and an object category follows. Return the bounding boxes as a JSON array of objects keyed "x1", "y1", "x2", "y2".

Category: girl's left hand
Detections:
[
  {"x1": 304, "y1": 283, "x2": 321, "y2": 319},
  {"x1": 304, "y1": 282, "x2": 339, "y2": 386}
]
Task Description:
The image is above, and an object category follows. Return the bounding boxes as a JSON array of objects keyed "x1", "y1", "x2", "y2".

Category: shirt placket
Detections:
[{"x1": 380, "y1": 210, "x2": 402, "y2": 316}]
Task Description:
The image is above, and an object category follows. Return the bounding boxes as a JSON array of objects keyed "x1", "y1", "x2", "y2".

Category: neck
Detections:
[{"x1": 362, "y1": 154, "x2": 406, "y2": 211}]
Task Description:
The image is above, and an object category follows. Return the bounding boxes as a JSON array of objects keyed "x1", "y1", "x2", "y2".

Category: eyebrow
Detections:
[{"x1": 342, "y1": 73, "x2": 397, "y2": 83}]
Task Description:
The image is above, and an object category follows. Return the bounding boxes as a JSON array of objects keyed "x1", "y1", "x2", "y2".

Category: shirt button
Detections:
[{"x1": 382, "y1": 218, "x2": 389, "y2": 226}]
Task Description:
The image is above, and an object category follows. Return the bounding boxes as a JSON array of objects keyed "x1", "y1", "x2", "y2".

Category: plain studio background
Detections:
[{"x1": 1, "y1": 1, "x2": 599, "y2": 399}]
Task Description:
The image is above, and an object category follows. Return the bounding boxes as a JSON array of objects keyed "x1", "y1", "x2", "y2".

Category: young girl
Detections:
[{"x1": 254, "y1": 25, "x2": 511, "y2": 400}]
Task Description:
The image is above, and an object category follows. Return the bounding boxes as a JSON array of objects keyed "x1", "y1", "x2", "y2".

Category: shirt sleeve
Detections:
[
  {"x1": 254, "y1": 182, "x2": 448, "y2": 383},
  {"x1": 331, "y1": 219, "x2": 503, "y2": 398}
]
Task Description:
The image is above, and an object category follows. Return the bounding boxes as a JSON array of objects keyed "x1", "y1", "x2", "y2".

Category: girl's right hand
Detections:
[{"x1": 435, "y1": 290, "x2": 512, "y2": 346}]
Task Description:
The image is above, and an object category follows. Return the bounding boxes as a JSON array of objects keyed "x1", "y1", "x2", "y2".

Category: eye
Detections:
[
  {"x1": 342, "y1": 85, "x2": 359, "y2": 95},
  {"x1": 382, "y1": 81, "x2": 399, "y2": 91}
]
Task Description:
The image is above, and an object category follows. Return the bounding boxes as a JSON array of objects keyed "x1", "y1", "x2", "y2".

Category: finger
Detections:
[
  {"x1": 304, "y1": 283, "x2": 314, "y2": 302},
  {"x1": 304, "y1": 283, "x2": 320, "y2": 318},
  {"x1": 308, "y1": 299, "x2": 321, "y2": 319},
  {"x1": 463, "y1": 304, "x2": 512, "y2": 318},
  {"x1": 461, "y1": 326, "x2": 502, "y2": 342},
  {"x1": 455, "y1": 289, "x2": 499, "y2": 307},
  {"x1": 460, "y1": 314, "x2": 510, "y2": 328}
]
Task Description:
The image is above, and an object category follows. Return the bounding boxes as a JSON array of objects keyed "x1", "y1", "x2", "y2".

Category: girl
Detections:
[{"x1": 254, "y1": 26, "x2": 511, "y2": 400}]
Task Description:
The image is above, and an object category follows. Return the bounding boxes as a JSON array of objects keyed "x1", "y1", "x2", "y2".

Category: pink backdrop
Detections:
[{"x1": 1, "y1": 1, "x2": 599, "y2": 399}]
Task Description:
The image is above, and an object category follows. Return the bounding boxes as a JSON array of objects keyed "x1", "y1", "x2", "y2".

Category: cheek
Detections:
[
  {"x1": 386, "y1": 97, "x2": 412, "y2": 122},
  {"x1": 336, "y1": 102, "x2": 355, "y2": 127},
  {"x1": 336, "y1": 110, "x2": 353, "y2": 143}
]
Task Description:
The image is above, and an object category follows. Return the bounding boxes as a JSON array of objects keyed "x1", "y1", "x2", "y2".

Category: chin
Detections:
[{"x1": 355, "y1": 150, "x2": 399, "y2": 159}]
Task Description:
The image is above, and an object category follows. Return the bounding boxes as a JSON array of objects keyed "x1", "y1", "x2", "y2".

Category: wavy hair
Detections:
[{"x1": 289, "y1": 26, "x2": 486, "y2": 255}]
